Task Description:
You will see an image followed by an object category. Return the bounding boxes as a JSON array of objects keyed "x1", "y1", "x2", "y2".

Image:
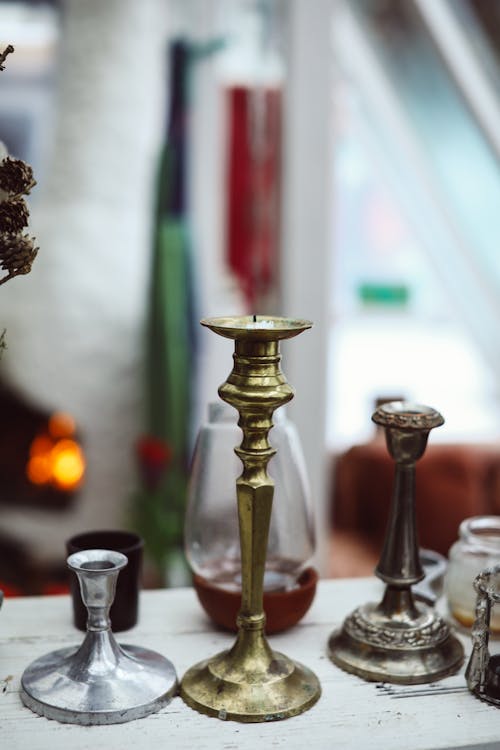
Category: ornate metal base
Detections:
[
  {"x1": 329, "y1": 601, "x2": 464, "y2": 684},
  {"x1": 181, "y1": 647, "x2": 320, "y2": 722},
  {"x1": 21, "y1": 638, "x2": 178, "y2": 725},
  {"x1": 469, "y1": 652, "x2": 500, "y2": 708},
  {"x1": 470, "y1": 688, "x2": 500, "y2": 708}
]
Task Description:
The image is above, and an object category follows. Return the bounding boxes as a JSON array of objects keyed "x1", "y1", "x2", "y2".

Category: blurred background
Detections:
[{"x1": 0, "y1": 0, "x2": 499, "y2": 594}]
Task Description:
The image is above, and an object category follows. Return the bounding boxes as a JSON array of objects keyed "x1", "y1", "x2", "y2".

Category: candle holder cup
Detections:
[
  {"x1": 66, "y1": 529, "x2": 143, "y2": 632},
  {"x1": 180, "y1": 316, "x2": 321, "y2": 722},
  {"x1": 328, "y1": 401, "x2": 464, "y2": 684}
]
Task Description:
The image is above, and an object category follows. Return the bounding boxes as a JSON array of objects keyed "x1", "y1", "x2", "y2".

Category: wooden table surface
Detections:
[{"x1": 1, "y1": 577, "x2": 498, "y2": 750}]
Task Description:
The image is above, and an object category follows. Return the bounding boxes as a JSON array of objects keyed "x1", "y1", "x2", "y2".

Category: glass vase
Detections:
[{"x1": 185, "y1": 401, "x2": 315, "y2": 594}]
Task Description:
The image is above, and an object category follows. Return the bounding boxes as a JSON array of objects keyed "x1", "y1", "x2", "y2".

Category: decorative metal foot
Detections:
[
  {"x1": 21, "y1": 549, "x2": 178, "y2": 724},
  {"x1": 329, "y1": 401, "x2": 464, "y2": 684},
  {"x1": 181, "y1": 633, "x2": 319, "y2": 723}
]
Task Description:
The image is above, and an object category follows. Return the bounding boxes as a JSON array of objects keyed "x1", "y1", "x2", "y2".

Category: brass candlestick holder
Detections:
[
  {"x1": 181, "y1": 315, "x2": 321, "y2": 722},
  {"x1": 329, "y1": 401, "x2": 464, "y2": 684},
  {"x1": 466, "y1": 564, "x2": 500, "y2": 707}
]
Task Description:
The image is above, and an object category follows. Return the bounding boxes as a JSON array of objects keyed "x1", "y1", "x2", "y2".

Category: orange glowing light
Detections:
[
  {"x1": 29, "y1": 434, "x2": 53, "y2": 457},
  {"x1": 51, "y1": 439, "x2": 85, "y2": 490},
  {"x1": 48, "y1": 412, "x2": 76, "y2": 439},
  {"x1": 26, "y1": 415, "x2": 85, "y2": 491},
  {"x1": 27, "y1": 454, "x2": 52, "y2": 485}
]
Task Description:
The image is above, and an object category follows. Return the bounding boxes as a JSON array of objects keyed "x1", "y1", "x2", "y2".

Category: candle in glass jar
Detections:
[{"x1": 445, "y1": 516, "x2": 500, "y2": 635}]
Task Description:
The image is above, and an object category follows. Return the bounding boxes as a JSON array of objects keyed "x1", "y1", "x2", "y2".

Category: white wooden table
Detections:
[{"x1": 1, "y1": 578, "x2": 498, "y2": 750}]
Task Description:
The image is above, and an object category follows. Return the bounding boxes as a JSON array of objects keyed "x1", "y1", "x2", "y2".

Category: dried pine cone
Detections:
[
  {"x1": 0, "y1": 196, "x2": 29, "y2": 233},
  {"x1": 0, "y1": 232, "x2": 38, "y2": 282},
  {"x1": 0, "y1": 157, "x2": 35, "y2": 195}
]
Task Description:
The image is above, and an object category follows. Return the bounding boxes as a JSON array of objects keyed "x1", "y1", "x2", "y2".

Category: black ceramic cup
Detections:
[{"x1": 66, "y1": 530, "x2": 143, "y2": 632}]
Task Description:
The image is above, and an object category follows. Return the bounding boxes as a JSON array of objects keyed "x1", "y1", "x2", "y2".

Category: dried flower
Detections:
[
  {"x1": 0, "y1": 44, "x2": 39, "y2": 291},
  {"x1": 0, "y1": 157, "x2": 36, "y2": 196},
  {"x1": 0, "y1": 232, "x2": 38, "y2": 285},
  {"x1": 0, "y1": 45, "x2": 14, "y2": 72},
  {"x1": 0, "y1": 196, "x2": 29, "y2": 233}
]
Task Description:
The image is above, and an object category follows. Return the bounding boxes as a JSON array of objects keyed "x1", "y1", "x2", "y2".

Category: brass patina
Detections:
[
  {"x1": 181, "y1": 316, "x2": 321, "y2": 722},
  {"x1": 329, "y1": 401, "x2": 464, "y2": 684}
]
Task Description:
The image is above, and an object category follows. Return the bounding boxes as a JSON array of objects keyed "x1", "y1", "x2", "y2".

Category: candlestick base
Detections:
[
  {"x1": 328, "y1": 600, "x2": 464, "y2": 684},
  {"x1": 21, "y1": 642, "x2": 178, "y2": 725},
  {"x1": 181, "y1": 635, "x2": 320, "y2": 722}
]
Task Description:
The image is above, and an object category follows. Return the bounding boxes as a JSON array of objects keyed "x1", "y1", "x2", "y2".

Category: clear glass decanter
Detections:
[{"x1": 185, "y1": 401, "x2": 315, "y2": 593}]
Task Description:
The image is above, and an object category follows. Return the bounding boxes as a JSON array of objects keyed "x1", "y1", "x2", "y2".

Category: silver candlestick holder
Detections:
[
  {"x1": 466, "y1": 564, "x2": 500, "y2": 707},
  {"x1": 21, "y1": 549, "x2": 178, "y2": 725},
  {"x1": 329, "y1": 401, "x2": 464, "y2": 684}
]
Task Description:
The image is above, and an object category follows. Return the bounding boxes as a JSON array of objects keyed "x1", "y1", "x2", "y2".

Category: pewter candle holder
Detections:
[
  {"x1": 466, "y1": 564, "x2": 500, "y2": 707},
  {"x1": 181, "y1": 315, "x2": 321, "y2": 722},
  {"x1": 21, "y1": 549, "x2": 177, "y2": 725},
  {"x1": 329, "y1": 401, "x2": 464, "y2": 684}
]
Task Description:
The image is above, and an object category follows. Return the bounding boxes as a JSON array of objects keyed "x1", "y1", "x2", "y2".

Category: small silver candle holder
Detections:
[
  {"x1": 466, "y1": 564, "x2": 500, "y2": 707},
  {"x1": 329, "y1": 401, "x2": 464, "y2": 684},
  {"x1": 21, "y1": 549, "x2": 178, "y2": 725}
]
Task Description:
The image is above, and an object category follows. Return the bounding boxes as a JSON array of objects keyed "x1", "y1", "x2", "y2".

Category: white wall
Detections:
[
  {"x1": 0, "y1": 0, "x2": 167, "y2": 562},
  {"x1": 281, "y1": 0, "x2": 334, "y2": 573}
]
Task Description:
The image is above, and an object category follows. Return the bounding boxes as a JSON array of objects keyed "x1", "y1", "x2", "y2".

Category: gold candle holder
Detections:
[{"x1": 181, "y1": 316, "x2": 321, "y2": 722}]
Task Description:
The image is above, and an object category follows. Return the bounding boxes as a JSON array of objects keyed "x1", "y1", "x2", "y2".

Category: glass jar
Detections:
[
  {"x1": 185, "y1": 401, "x2": 315, "y2": 593},
  {"x1": 445, "y1": 516, "x2": 500, "y2": 634}
]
